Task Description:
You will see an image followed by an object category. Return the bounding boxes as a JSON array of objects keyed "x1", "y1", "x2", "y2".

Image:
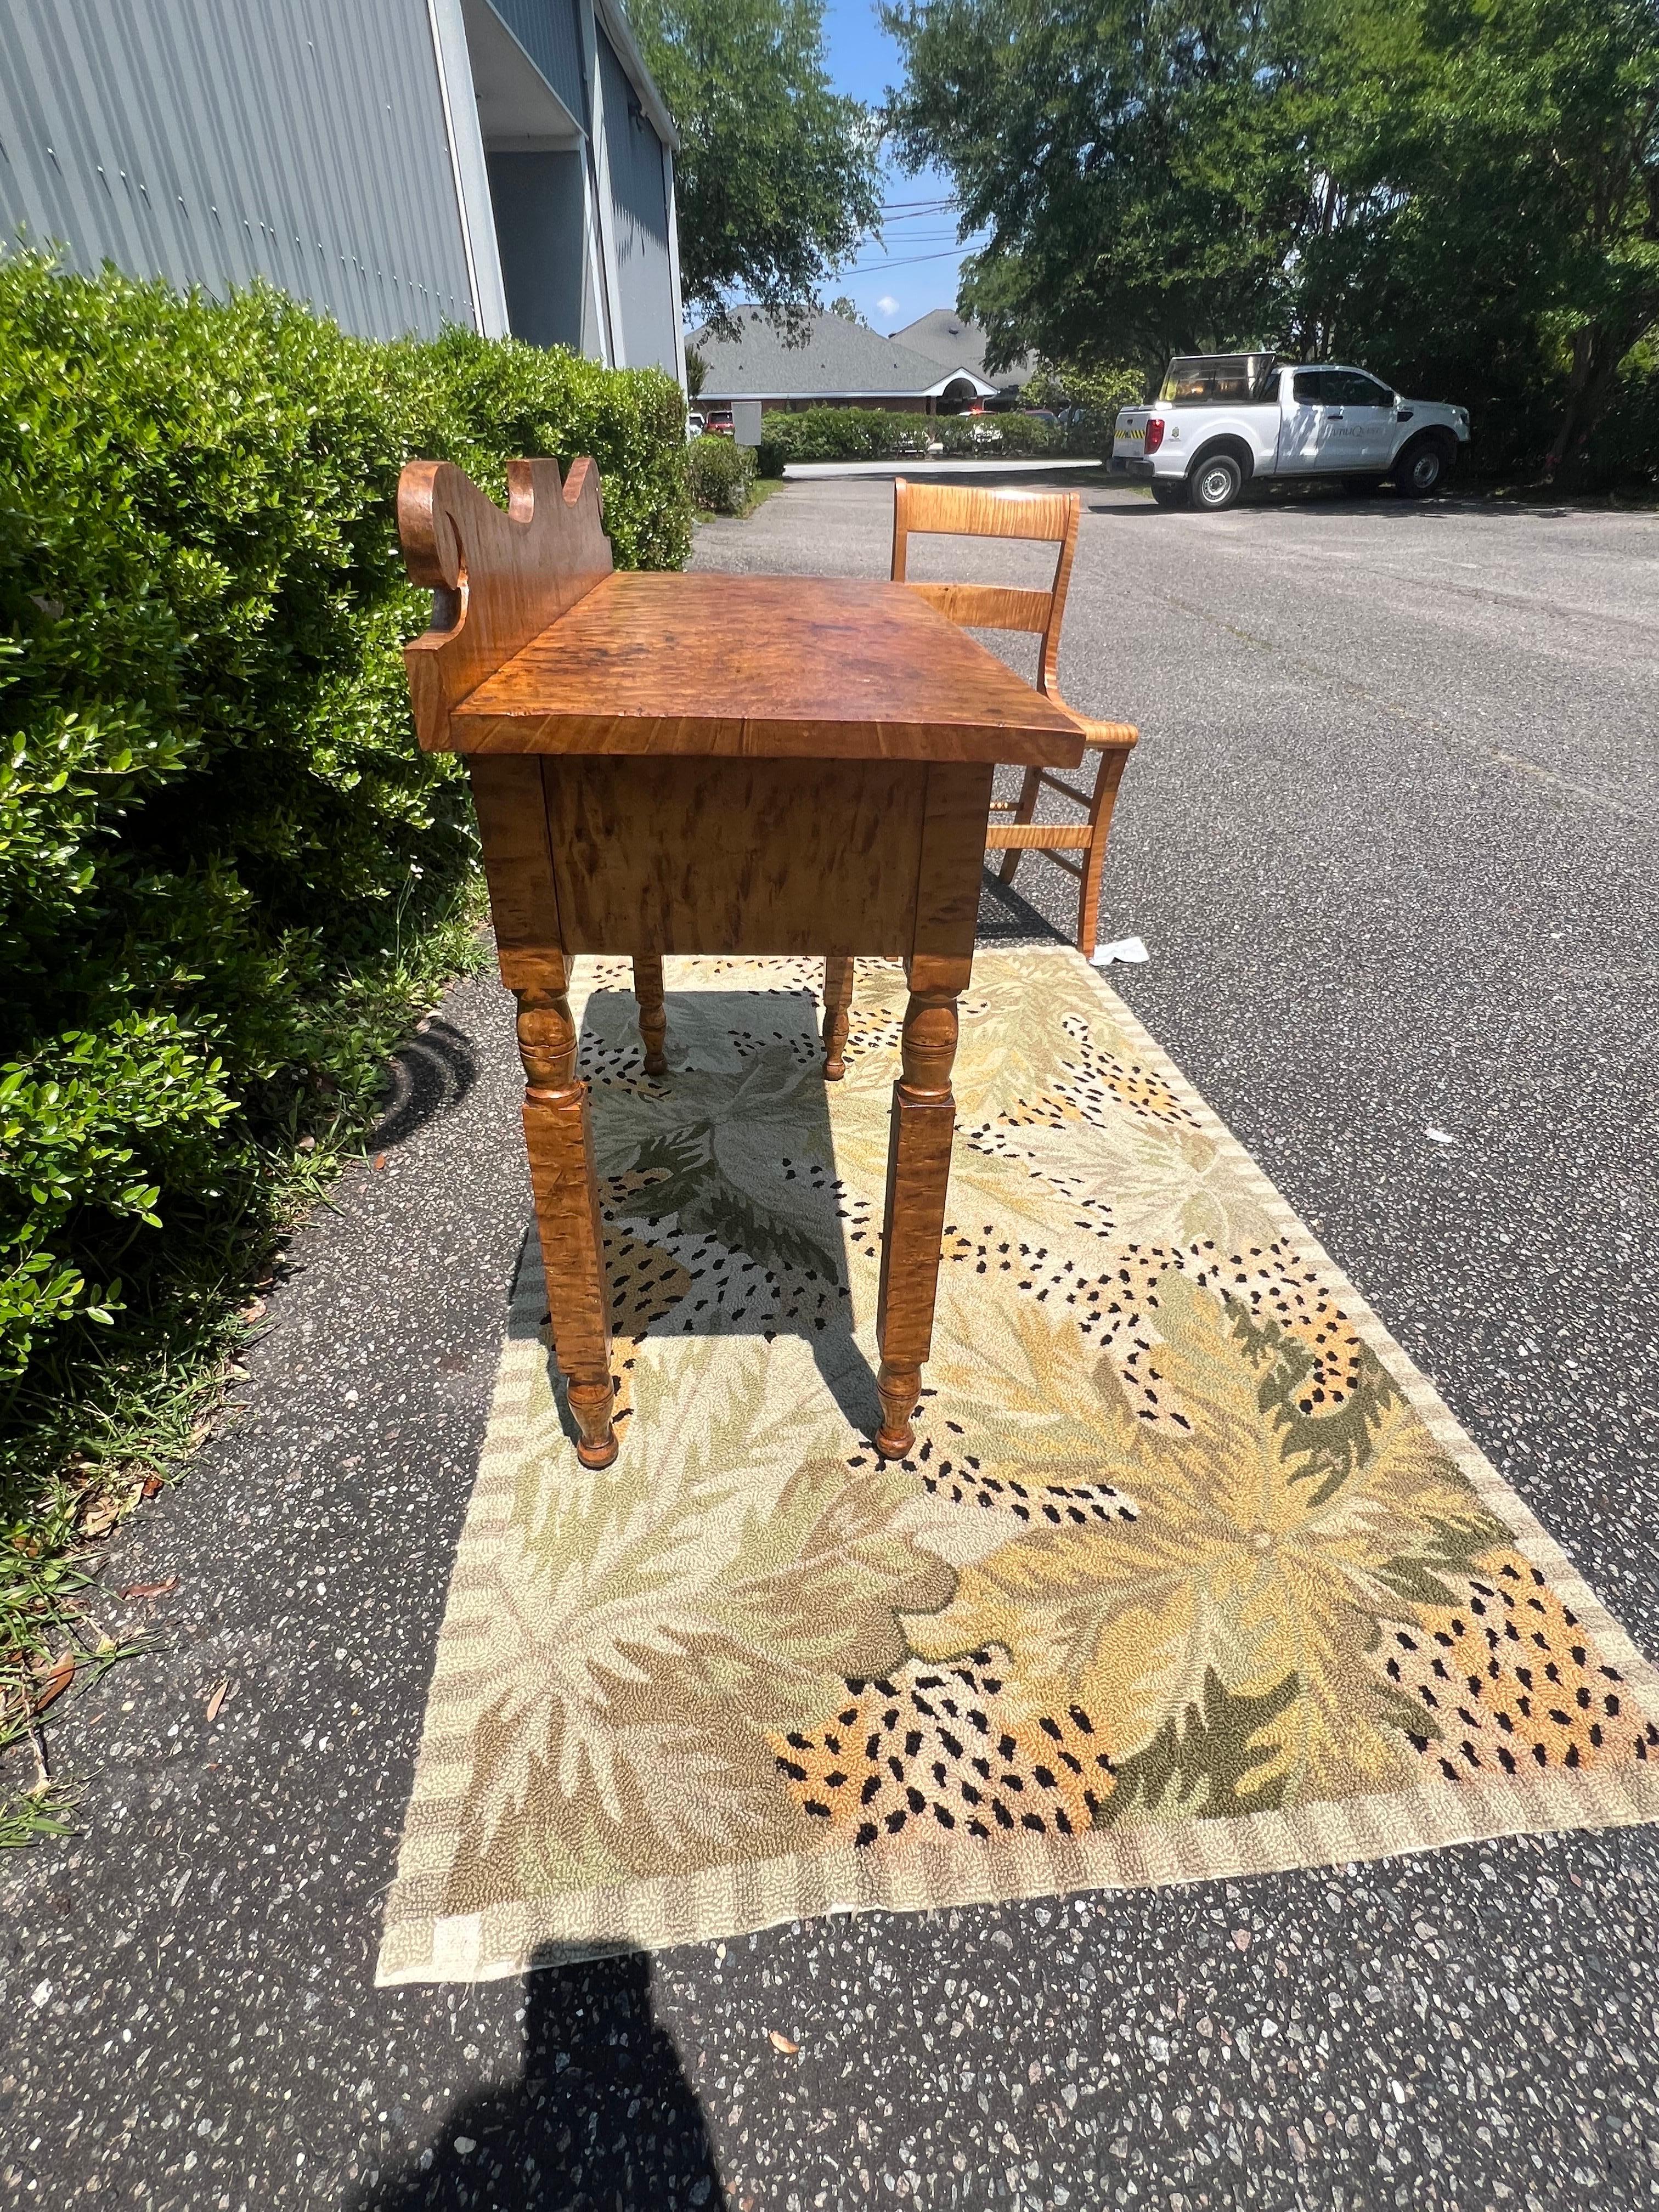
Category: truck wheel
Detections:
[
  {"x1": 1396, "y1": 435, "x2": 1454, "y2": 498},
  {"x1": 1149, "y1": 479, "x2": 1188, "y2": 509},
  {"x1": 1190, "y1": 453, "x2": 1244, "y2": 512}
]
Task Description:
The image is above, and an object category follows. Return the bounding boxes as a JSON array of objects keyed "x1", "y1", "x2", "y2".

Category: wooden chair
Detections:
[{"x1": 819, "y1": 478, "x2": 1139, "y2": 1078}]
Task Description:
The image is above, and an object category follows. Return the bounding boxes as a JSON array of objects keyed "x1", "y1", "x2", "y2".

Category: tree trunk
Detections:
[{"x1": 1545, "y1": 325, "x2": 1631, "y2": 478}]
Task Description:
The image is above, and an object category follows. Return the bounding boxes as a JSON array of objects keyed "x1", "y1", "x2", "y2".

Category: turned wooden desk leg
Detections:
[
  {"x1": 822, "y1": 955, "x2": 854, "y2": 1081},
  {"x1": 633, "y1": 952, "x2": 668, "y2": 1076},
  {"x1": 516, "y1": 961, "x2": 617, "y2": 1468},
  {"x1": 874, "y1": 974, "x2": 961, "y2": 1457}
]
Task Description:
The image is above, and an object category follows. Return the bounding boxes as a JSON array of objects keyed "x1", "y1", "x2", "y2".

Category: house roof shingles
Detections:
[
  {"x1": 889, "y1": 310, "x2": 1035, "y2": 390},
  {"x1": 690, "y1": 308, "x2": 997, "y2": 402}
]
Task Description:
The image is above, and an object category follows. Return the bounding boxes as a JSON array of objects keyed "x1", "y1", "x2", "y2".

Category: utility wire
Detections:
[{"x1": 844, "y1": 236, "x2": 989, "y2": 272}]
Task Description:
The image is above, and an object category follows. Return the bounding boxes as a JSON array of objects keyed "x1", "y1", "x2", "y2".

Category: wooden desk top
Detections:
[
  {"x1": 450, "y1": 572, "x2": 1085, "y2": 765},
  {"x1": 399, "y1": 456, "x2": 1084, "y2": 768}
]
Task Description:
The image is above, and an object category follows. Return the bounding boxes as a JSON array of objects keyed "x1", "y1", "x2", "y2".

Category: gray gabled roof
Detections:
[
  {"x1": 690, "y1": 308, "x2": 998, "y2": 401},
  {"x1": 888, "y1": 309, "x2": 1035, "y2": 389}
]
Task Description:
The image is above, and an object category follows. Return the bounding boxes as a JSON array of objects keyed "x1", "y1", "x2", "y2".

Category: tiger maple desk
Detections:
[{"x1": 399, "y1": 456, "x2": 1085, "y2": 1470}]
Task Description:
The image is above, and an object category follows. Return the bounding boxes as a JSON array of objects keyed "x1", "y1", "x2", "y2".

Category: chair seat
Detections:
[{"x1": 985, "y1": 822, "x2": 1093, "y2": 849}]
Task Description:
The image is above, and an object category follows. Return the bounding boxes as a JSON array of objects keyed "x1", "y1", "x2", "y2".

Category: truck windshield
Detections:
[{"x1": 1158, "y1": 354, "x2": 1277, "y2": 405}]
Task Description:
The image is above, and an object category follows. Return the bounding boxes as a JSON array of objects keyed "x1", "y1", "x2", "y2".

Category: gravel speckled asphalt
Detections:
[{"x1": 3, "y1": 475, "x2": 1656, "y2": 2210}]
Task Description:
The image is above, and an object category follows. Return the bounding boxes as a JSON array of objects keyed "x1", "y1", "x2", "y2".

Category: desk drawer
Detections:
[{"x1": 470, "y1": 753, "x2": 991, "y2": 964}]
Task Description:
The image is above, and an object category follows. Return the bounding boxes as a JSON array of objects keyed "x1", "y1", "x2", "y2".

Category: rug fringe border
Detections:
[{"x1": 375, "y1": 1761, "x2": 1659, "y2": 1985}]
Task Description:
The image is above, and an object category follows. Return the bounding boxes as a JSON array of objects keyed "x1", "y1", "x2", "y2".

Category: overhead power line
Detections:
[{"x1": 843, "y1": 241, "x2": 988, "y2": 273}]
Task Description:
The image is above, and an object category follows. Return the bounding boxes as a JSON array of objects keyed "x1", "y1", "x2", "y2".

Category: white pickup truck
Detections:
[{"x1": 1111, "y1": 353, "x2": 1470, "y2": 511}]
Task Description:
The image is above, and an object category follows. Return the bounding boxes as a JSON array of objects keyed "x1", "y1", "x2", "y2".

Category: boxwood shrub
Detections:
[
  {"x1": 755, "y1": 406, "x2": 1070, "y2": 462},
  {"x1": 759, "y1": 407, "x2": 934, "y2": 461},
  {"x1": 687, "y1": 432, "x2": 758, "y2": 513},
  {"x1": 0, "y1": 252, "x2": 689, "y2": 1482}
]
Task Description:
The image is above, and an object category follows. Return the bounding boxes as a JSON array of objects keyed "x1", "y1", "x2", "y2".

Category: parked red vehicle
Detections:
[{"x1": 701, "y1": 407, "x2": 735, "y2": 438}]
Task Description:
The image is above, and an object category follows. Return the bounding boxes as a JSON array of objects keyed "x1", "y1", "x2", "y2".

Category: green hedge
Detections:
[
  {"x1": 934, "y1": 412, "x2": 1066, "y2": 458},
  {"x1": 0, "y1": 253, "x2": 689, "y2": 1472},
  {"x1": 687, "y1": 432, "x2": 758, "y2": 513},
  {"x1": 755, "y1": 405, "x2": 1072, "y2": 462},
  {"x1": 759, "y1": 407, "x2": 936, "y2": 461},
  {"x1": 1581, "y1": 337, "x2": 1659, "y2": 492}
]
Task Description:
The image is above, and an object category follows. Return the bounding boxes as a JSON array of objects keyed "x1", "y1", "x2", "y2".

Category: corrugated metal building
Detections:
[{"x1": 0, "y1": 0, "x2": 685, "y2": 380}]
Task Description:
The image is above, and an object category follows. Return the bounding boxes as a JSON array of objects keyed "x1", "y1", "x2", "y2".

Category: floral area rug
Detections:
[{"x1": 377, "y1": 950, "x2": 1659, "y2": 1984}]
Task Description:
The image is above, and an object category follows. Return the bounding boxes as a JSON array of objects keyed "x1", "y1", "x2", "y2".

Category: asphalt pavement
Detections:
[{"x1": 3, "y1": 475, "x2": 1656, "y2": 2210}]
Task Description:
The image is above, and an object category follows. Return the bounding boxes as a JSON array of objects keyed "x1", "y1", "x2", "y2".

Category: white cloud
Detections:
[{"x1": 877, "y1": 294, "x2": 900, "y2": 320}]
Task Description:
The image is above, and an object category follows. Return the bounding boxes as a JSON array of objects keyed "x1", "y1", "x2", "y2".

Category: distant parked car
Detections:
[
  {"x1": 1020, "y1": 408, "x2": 1062, "y2": 427},
  {"x1": 701, "y1": 407, "x2": 735, "y2": 438},
  {"x1": 686, "y1": 411, "x2": 706, "y2": 439},
  {"x1": 1111, "y1": 353, "x2": 1470, "y2": 511}
]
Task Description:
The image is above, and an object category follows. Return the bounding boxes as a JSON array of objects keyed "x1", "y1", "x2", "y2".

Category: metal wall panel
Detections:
[
  {"x1": 0, "y1": 0, "x2": 476, "y2": 339},
  {"x1": 487, "y1": 0, "x2": 586, "y2": 127},
  {"x1": 487, "y1": 148, "x2": 586, "y2": 350},
  {"x1": 596, "y1": 29, "x2": 677, "y2": 375}
]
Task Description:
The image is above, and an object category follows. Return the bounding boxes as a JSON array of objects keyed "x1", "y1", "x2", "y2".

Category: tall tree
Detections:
[
  {"x1": 1302, "y1": 0, "x2": 1659, "y2": 470},
  {"x1": 881, "y1": 0, "x2": 1317, "y2": 373},
  {"x1": 629, "y1": 0, "x2": 883, "y2": 331},
  {"x1": 884, "y1": 0, "x2": 1659, "y2": 467}
]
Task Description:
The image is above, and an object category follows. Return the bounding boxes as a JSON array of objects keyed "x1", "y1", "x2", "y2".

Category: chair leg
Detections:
[
  {"x1": 822, "y1": 955, "x2": 854, "y2": 1080},
  {"x1": 1076, "y1": 749, "x2": 1131, "y2": 958},
  {"x1": 997, "y1": 766, "x2": 1041, "y2": 887},
  {"x1": 1076, "y1": 843, "x2": 1107, "y2": 960},
  {"x1": 633, "y1": 953, "x2": 667, "y2": 1075}
]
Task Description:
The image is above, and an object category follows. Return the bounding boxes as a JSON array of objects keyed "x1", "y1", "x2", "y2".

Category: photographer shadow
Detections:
[{"x1": 354, "y1": 1951, "x2": 725, "y2": 2211}]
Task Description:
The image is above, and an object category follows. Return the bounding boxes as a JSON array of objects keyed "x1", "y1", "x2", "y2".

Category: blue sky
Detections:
[{"x1": 817, "y1": 0, "x2": 985, "y2": 335}]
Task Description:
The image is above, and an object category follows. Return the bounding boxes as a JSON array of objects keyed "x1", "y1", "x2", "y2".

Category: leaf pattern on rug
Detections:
[
  {"x1": 444, "y1": 1342, "x2": 954, "y2": 1904},
  {"x1": 391, "y1": 950, "x2": 1659, "y2": 1966},
  {"x1": 591, "y1": 1034, "x2": 848, "y2": 1287},
  {"x1": 905, "y1": 1271, "x2": 1510, "y2": 1812},
  {"x1": 830, "y1": 964, "x2": 1249, "y2": 1261}
]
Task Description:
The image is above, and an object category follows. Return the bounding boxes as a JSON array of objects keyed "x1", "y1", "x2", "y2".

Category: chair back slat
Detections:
[
  {"x1": 892, "y1": 479, "x2": 1080, "y2": 548},
  {"x1": 890, "y1": 475, "x2": 1081, "y2": 696},
  {"x1": 904, "y1": 581, "x2": 1054, "y2": 636}
]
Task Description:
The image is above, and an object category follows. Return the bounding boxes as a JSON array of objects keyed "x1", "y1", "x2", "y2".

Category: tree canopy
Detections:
[
  {"x1": 883, "y1": 0, "x2": 1313, "y2": 371},
  {"x1": 1303, "y1": 0, "x2": 1659, "y2": 469},
  {"x1": 882, "y1": 0, "x2": 1659, "y2": 472},
  {"x1": 629, "y1": 0, "x2": 882, "y2": 332}
]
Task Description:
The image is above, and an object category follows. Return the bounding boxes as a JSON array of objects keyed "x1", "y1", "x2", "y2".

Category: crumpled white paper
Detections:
[{"x1": 1092, "y1": 935, "x2": 1150, "y2": 968}]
